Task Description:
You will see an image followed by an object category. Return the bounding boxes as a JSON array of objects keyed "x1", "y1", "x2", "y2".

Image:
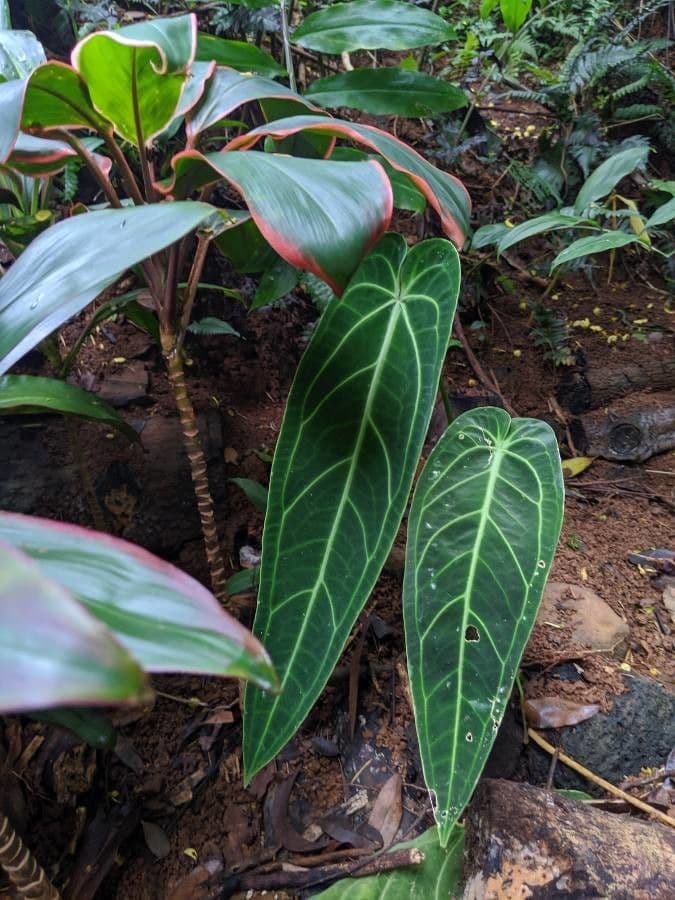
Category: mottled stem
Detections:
[
  {"x1": 0, "y1": 813, "x2": 60, "y2": 900},
  {"x1": 163, "y1": 343, "x2": 227, "y2": 602}
]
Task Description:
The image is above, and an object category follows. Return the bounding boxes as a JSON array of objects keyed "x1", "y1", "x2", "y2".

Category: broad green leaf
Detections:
[
  {"x1": 173, "y1": 60, "x2": 214, "y2": 120},
  {"x1": 332, "y1": 147, "x2": 426, "y2": 213},
  {"x1": 317, "y1": 825, "x2": 465, "y2": 898},
  {"x1": 650, "y1": 179, "x2": 675, "y2": 196},
  {"x1": 306, "y1": 69, "x2": 466, "y2": 117},
  {"x1": 470, "y1": 222, "x2": 509, "y2": 250},
  {"x1": 574, "y1": 147, "x2": 648, "y2": 214},
  {"x1": 496, "y1": 213, "x2": 588, "y2": 255},
  {"x1": 0, "y1": 76, "x2": 28, "y2": 160},
  {"x1": 72, "y1": 15, "x2": 196, "y2": 145},
  {"x1": 187, "y1": 67, "x2": 316, "y2": 140},
  {"x1": 551, "y1": 231, "x2": 640, "y2": 269},
  {"x1": 243, "y1": 234, "x2": 461, "y2": 780},
  {"x1": 0, "y1": 28, "x2": 45, "y2": 80},
  {"x1": 227, "y1": 565, "x2": 260, "y2": 596},
  {"x1": 645, "y1": 196, "x2": 675, "y2": 229},
  {"x1": 500, "y1": 0, "x2": 533, "y2": 32},
  {"x1": 215, "y1": 213, "x2": 277, "y2": 273},
  {"x1": 292, "y1": 0, "x2": 456, "y2": 53},
  {"x1": 21, "y1": 63, "x2": 109, "y2": 134},
  {"x1": 166, "y1": 150, "x2": 392, "y2": 293},
  {"x1": 0, "y1": 374, "x2": 137, "y2": 439},
  {"x1": 4, "y1": 132, "x2": 76, "y2": 176},
  {"x1": 196, "y1": 32, "x2": 284, "y2": 79},
  {"x1": 0, "y1": 541, "x2": 147, "y2": 714},
  {"x1": 231, "y1": 477, "x2": 268, "y2": 513},
  {"x1": 0, "y1": 201, "x2": 212, "y2": 374},
  {"x1": 480, "y1": 0, "x2": 499, "y2": 18},
  {"x1": 0, "y1": 2, "x2": 10, "y2": 29},
  {"x1": 403, "y1": 408, "x2": 563, "y2": 845},
  {"x1": 252, "y1": 258, "x2": 299, "y2": 308},
  {"x1": 188, "y1": 316, "x2": 240, "y2": 336},
  {"x1": 226, "y1": 115, "x2": 471, "y2": 248},
  {"x1": 0, "y1": 512, "x2": 278, "y2": 690}
]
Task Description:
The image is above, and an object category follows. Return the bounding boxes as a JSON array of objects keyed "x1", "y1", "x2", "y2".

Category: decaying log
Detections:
[
  {"x1": 570, "y1": 392, "x2": 675, "y2": 462},
  {"x1": 557, "y1": 358, "x2": 675, "y2": 414},
  {"x1": 463, "y1": 779, "x2": 675, "y2": 899}
]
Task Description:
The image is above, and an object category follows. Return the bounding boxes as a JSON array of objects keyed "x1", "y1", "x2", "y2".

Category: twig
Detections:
[
  {"x1": 528, "y1": 728, "x2": 675, "y2": 829},
  {"x1": 453, "y1": 318, "x2": 517, "y2": 416}
]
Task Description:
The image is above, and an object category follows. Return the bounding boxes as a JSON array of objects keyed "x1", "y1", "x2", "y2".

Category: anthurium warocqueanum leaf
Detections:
[
  {"x1": 163, "y1": 151, "x2": 392, "y2": 293},
  {"x1": 292, "y1": 0, "x2": 456, "y2": 54},
  {"x1": 0, "y1": 512, "x2": 278, "y2": 690},
  {"x1": 72, "y1": 14, "x2": 197, "y2": 145},
  {"x1": 306, "y1": 69, "x2": 466, "y2": 118},
  {"x1": 196, "y1": 32, "x2": 285, "y2": 79},
  {"x1": 225, "y1": 115, "x2": 471, "y2": 248},
  {"x1": 403, "y1": 408, "x2": 564, "y2": 845},
  {"x1": 0, "y1": 374, "x2": 137, "y2": 440},
  {"x1": 0, "y1": 541, "x2": 147, "y2": 714},
  {"x1": 243, "y1": 233, "x2": 461, "y2": 780},
  {"x1": 186, "y1": 67, "x2": 319, "y2": 142},
  {"x1": 0, "y1": 201, "x2": 212, "y2": 375}
]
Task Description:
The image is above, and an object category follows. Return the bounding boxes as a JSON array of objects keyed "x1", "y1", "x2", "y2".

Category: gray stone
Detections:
[{"x1": 538, "y1": 582, "x2": 630, "y2": 657}]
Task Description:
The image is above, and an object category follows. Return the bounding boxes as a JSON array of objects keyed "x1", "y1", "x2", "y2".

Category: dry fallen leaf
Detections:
[
  {"x1": 524, "y1": 696, "x2": 600, "y2": 729},
  {"x1": 141, "y1": 820, "x2": 171, "y2": 859},
  {"x1": 561, "y1": 456, "x2": 595, "y2": 478},
  {"x1": 224, "y1": 446, "x2": 239, "y2": 464},
  {"x1": 367, "y1": 773, "x2": 402, "y2": 849}
]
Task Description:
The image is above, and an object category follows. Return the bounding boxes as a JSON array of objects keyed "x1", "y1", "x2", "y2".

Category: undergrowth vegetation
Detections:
[{"x1": 0, "y1": 0, "x2": 672, "y2": 893}]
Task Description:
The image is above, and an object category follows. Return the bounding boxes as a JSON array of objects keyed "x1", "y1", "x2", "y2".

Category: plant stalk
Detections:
[
  {"x1": 0, "y1": 812, "x2": 60, "y2": 900},
  {"x1": 162, "y1": 339, "x2": 227, "y2": 603}
]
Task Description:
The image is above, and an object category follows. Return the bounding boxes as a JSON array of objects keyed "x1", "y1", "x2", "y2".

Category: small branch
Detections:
[
  {"x1": 161, "y1": 242, "x2": 180, "y2": 329},
  {"x1": 0, "y1": 812, "x2": 60, "y2": 900},
  {"x1": 453, "y1": 318, "x2": 517, "y2": 416},
  {"x1": 528, "y1": 728, "x2": 675, "y2": 829},
  {"x1": 177, "y1": 233, "x2": 211, "y2": 348}
]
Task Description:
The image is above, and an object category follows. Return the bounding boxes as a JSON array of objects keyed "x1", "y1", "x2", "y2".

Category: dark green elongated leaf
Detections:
[
  {"x1": 215, "y1": 213, "x2": 278, "y2": 273},
  {"x1": 243, "y1": 234, "x2": 461, "y2": 781},
  {"x1": 252, "y1": 258, "x2": 299, "y2": 308},
  {"x1": 72, "y1": 15, "x2": 196, "y2": 145},
  {"x1": 0, "y1": 512, "x2": 278, "y2": 690},
  {"x1": 187, "y1": 67, "x2": 317, "y2": 140},
  {"x1": 231, "y1": 477, "x2": 268, "y2": 512},
  {"x1": 403, "y1": 408, "x2": 563, "y2": 845},
  {"x1": 551, "y1": 231, "x2": 640, "y2": 269},
  {"x1": 292, "y1": 0, "x2": 456, "y2": 53},
  {"x1": 496, "y1": 213, "x2": 588, "y2": 255},
  {"x1": 35, "y1": 708, "x2": 116, "y2": 749},
  {"x1": 0, "y1": 201, "x2": 212, "y2": 375},
  {"x1": 317, "y1": 825, "x2": 464, "y2": 898},
  {"x1": 500, "y1": 0, "x2": 533, "y2": 32},
  {"x1": 0, "y1": 374, "x2": 137, "y2": 439},
  {"x1": 470, "y1": 222, "x2": 509, "y2": 250},
  {"x1": 4, "y1": 132, "x2": 76, "y2": 176},
  {"x1": 645, "y1": 196, "x2": 675, "y2": 229},
  {"x1": 225, "y1": 115, "x2": 470, "y2": 248},
  {"x1": 574, "y1": 147, "x2": 648, "y2": 214},
  {"x1": 0, "y1": 28, "x2": 45, "y2": 80},
  {"x1": 0, "y1": 542, "x2": 147, "y2": 714},
  {"x1": 166, "y1": 150, "x2": 392, "y2": 293},
  {"x1": 227, "y1": 565, "x2": 260, "y2": 596},
  {"x1": 306, "y1": 69, "x2": 466, "y2": 118},
  {"x1": 331, "y1": 147, "x2": 426, "y2": 213},
  {"x1": 196, "y1": 32, "x2": 284, "y2": 79}
]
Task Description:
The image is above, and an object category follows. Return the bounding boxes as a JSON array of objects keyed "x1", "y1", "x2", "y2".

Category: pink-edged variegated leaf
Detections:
[
  {"x1": 0, "y1": 512, "x2": 277, "y2": 690},
  {"x1": 174, "y1": 60, "x2": 215, "y2": 120},
  {"x1": 0, "y1": 541, "x2": 147, "y2": 715},
  {"x1": 226, "y1": 114, "x2": 471, "y2": 247},
  {"x1": 21, "y1": 62, "x2": 110, "y2": 135},
  {"x1": 72, "y1": 15, "x2": 197, "y2": 146},
  {"x1": 164, "y1": 149, "x2": 392, "y2": 292},
  {"x1": 4, "y1": 132, "x2": 76, "y2": 176},
  {"x1": 186, "y1": 67, "x2": 319, "y2": 142}
]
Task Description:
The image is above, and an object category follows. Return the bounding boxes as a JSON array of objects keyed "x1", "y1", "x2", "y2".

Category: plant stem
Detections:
[
  {"x1": 279, "y1": 0, "x2": 296, "y2": 91},
  {"x1": 438, "y1": 376, "x2": 455, "y2": 423},
  {"x1": 52, "y1": 130, "x2": 121, "y2": 208},
  {"x1": 0, "y1": 812, "x2": 60, "y2": 900},
  {"x1": 101, "y1": 133, "x2": 146, "y2": 207},
  {"x1": 178, "y1": 233, "x2": 211, "y2": 345},
  {"x1": 162, "y1": 339, "x2": 227, "y2": 603}
]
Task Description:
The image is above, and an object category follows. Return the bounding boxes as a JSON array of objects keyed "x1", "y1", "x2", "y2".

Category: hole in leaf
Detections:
[
  {"x1": 465, "y1": 731, "x2": 473, "y2": 742},
  {"x1": 465, "y1": 625, "x2": 480, "y2": 642}
]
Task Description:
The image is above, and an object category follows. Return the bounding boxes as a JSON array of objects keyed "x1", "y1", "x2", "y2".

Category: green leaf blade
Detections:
[
  {"x1": 0, "y1": 542, "x2": 147, "y2": 714},
  {"x1": 243, "y1": 234, "x2": 461, "y2": 781},
  {"x1": 0, "y1": 201, "x2": 212, "y2": 375},
  {"x1": 0, "y1": 512, "x2": 277, "y2": 690},
  {"x1": 574, "y1": 146, "x2": 648, "y2": 214},
  {"x1": 0, "y1": 28, "x2": 45, "y2": 80},
  {"x1": 403, "y1": 408, "x2": 563, "y2": 845},
  {"x1": 306, "y1": 69, "x2": 466, "y2": 117},
  {"x1": 0, "y1": 374, "x2": 137, "y2": 439},
  {"x1": 551, "y1": 231, "x2": 640, "y2": 269},
  {"x1": 293, "y1": 0, "x2": 456, "y2": 53},
  {"x1": 196, "y1": 33, "x2": 284, "y2": 79}
]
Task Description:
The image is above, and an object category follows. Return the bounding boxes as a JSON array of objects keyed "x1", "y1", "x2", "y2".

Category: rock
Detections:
[
  {"x1": 663, "y1": 584, "x2": 675, "y2": 626},
  {"x1": 538, "y1": 582, "x2": 629, "y2": 657},
  {"x1": 525, "y1": 674, "x2": 675, "y2": 793},
  {"x1": 96, "y1": 361, "x2": 149, "y2": 407},
  {"x1": 463, "y1": 779, "x2": 675, "y2": 899}
]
